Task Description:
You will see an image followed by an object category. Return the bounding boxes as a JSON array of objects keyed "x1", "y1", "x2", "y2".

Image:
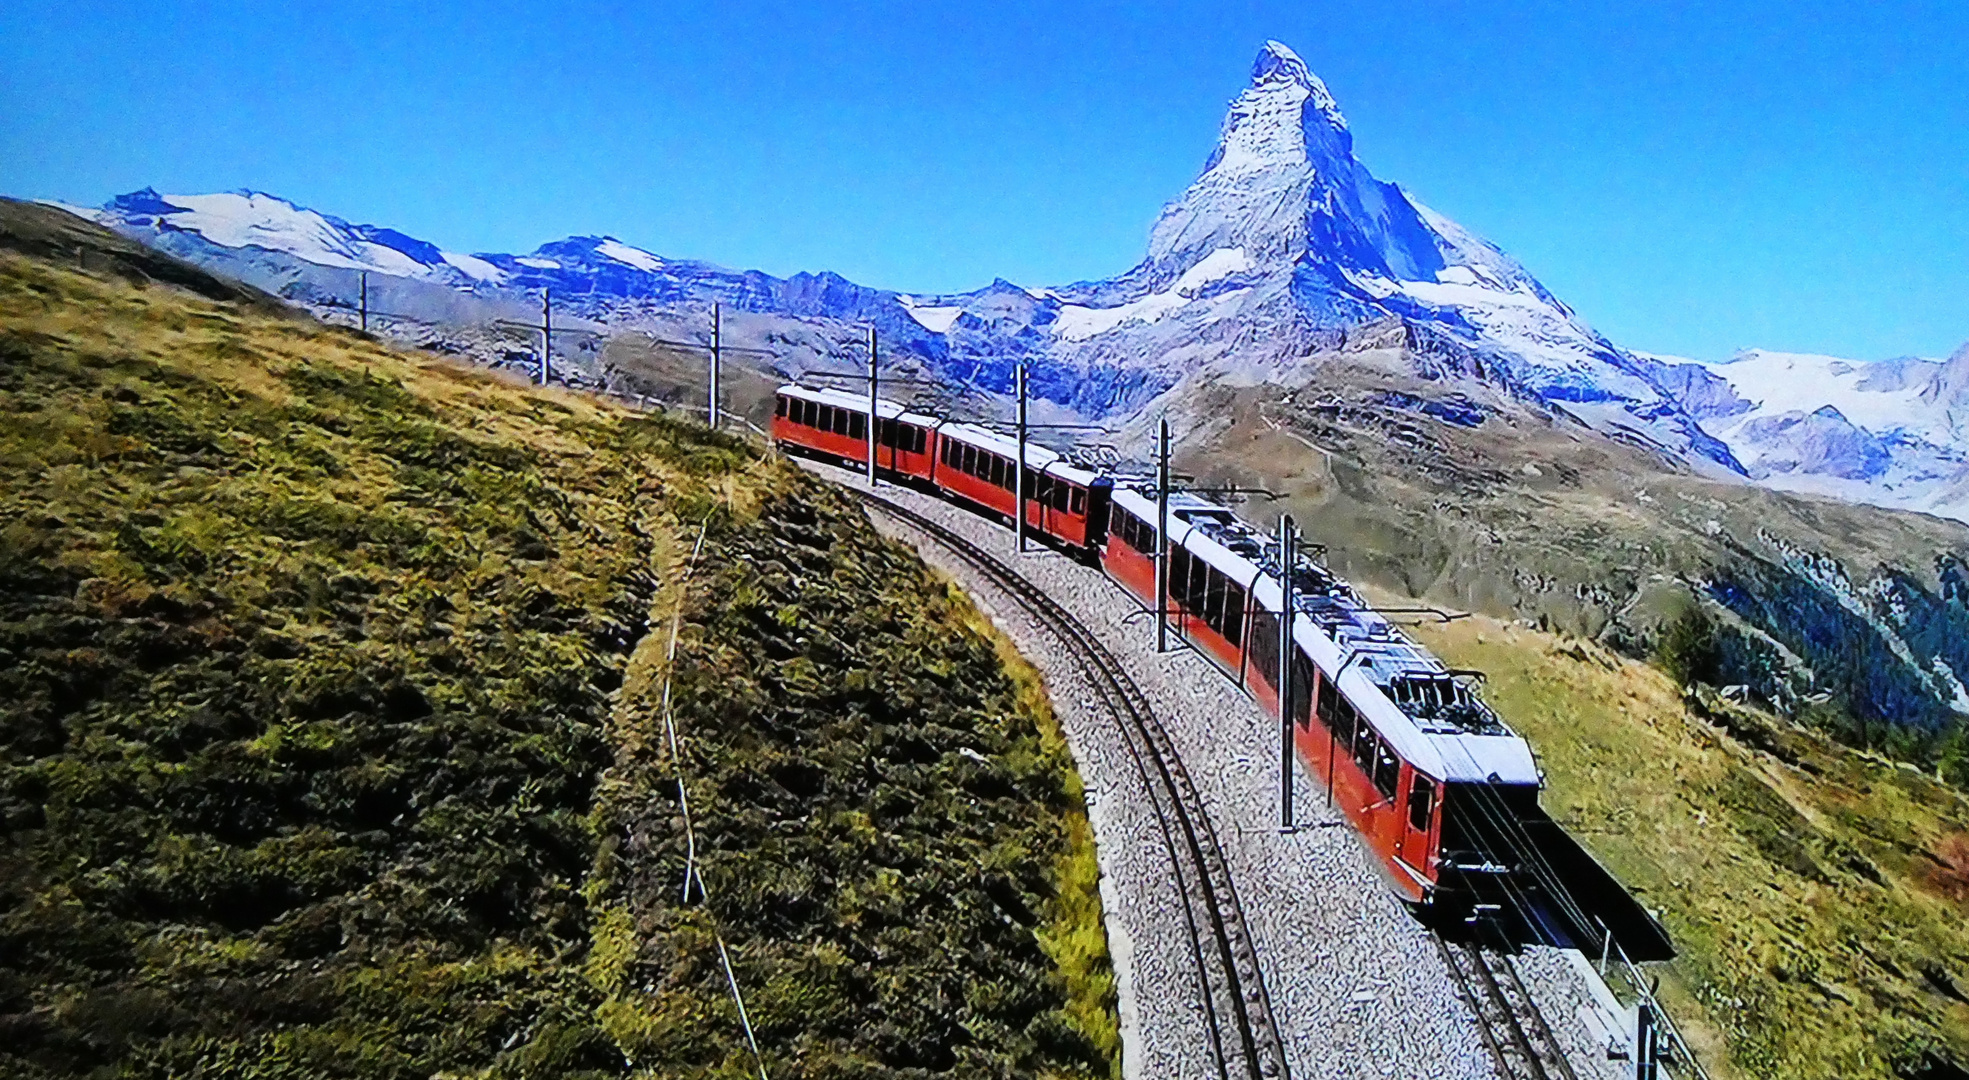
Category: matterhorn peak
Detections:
[{"x1": 1250, "y1": 41, "x2": 1346, "y2": 133}]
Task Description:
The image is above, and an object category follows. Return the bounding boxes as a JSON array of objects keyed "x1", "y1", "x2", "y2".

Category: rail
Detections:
[
  {"x1": 849, "y1": 487, "x2": 1290, "y2": 1080},
  {"x1": 1435, "y1": 936, "x2": 1578, "y2": 1080}
]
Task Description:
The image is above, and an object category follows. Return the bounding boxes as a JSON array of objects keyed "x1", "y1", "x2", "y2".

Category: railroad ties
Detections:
[
  {"x1": 853, "y1": 489, "x2": 1290, "y2": 1080},
  {"x1": 1434, "y1": 937, "x2": 1579, "y2": 1080}
]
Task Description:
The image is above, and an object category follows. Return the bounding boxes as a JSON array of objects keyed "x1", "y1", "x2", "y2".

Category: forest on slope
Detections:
[{"x1": 0, "y1": 205, "x2": 1118, "y2": 1079}]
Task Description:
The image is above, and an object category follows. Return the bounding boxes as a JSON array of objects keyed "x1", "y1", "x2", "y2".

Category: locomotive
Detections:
[{"x1": 772, "y1": 383, "x2": 1672, "y2": 961}]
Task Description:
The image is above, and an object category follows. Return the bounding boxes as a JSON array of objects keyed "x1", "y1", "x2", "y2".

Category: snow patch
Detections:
[
  {"x1": 899, "y1": 299, "x2": 964, "y2": 334},
  {"x1": 1053, "y1": 248, "x2": 1251, "y2": 341},
  {"x1": 36, "y1": 200, "x2": 110, "y2": 224},
  {"x1": 596, "y1": 238, "x2": 663, "y2": 273},
  {"x1": 441, "y1": 251, "x2": 505, "y2": 283},
  {"x1": 515, "y1": 256, "x2": 561, "y2": 269}
]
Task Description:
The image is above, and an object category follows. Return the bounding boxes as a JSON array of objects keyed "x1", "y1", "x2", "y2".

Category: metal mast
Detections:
[
  {"x1": 709, "y1": 303, "x2": 722, "y2": 430},
  {"x1": 1156, "y1": 417, "x2": 1171, "y2": 653},
  {"x1": 539, "y1": 288, "x2": 552, "y2": 386},
  {"x1": 866, "y1": 326, "x2": 878, "y2": 486},
  {"x1": 1016, "y1": 362, "x2": 1029, "y2": 552},
  {"x1": 1279, "y1": 514, "x2": 1296, "y2": 830}
]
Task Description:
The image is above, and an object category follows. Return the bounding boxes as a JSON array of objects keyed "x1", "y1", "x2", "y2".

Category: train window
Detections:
[
  {"x1": 1187, "y1": 558, "x2": 1210, "y2": 616},
  {"x1": 1290, "y1": 651, "x2": 1315, "y2": 727},
  {"x1": 776, "y1": 396, "x2": 787, "y2": 417},
  {"x1": 1408, "y1": 774, "x2": 1435, "y2": 832},
  {"x1": 1204, "y1": 568, "x2": 1227, "y2": 632},
  {"x1": 1374, "y1": 739, "x2": 1401, "y2": 800},
  {"x1": 877, "y1": 418, "x2": 892, "y2": 447},
  {"x1": 1053, "y1": 481, "x2": 1069, "y2": 512},
  {"x1": 817, "y1": 405, "x2": 833, "y2": 433},
  {"x1": 850, "y1": 413, "x2": 865, "y2": 439},
  {"x1": 961, "y1": 445, "x2": 976, "y2": 475},
  {"x1": 836, "y1": 410, "x2": 852, "y2": 436},
  {"x1": 1033, "y1": 475, "x2": 1051, "y2": 506},
  {"x1": 1120, "y1": 508, "x2": 1141, "y2": 550},
  {"x1": 990, "y1": 455, "x2": 1007, "y2": 489},
  {"x1": 1352, "y1": 716, "x2": 1376, "y2": 774},
  {"x1": 1317, "y1": 675, "x2": 1338, "y2": 727},
  {"x1": 1248, "y1": 609, "x2": 1278, "y2": 684},
  {"x1": 1222, "y1": 579, "x2": 1245, "y2": 647},
  {"x1": 1071, "y1": 487, "x2": 1085, "y2": 514},
  {"x1": 913, "y1": 428, "x2": 927, "y2": 454},
  {"x1": 1169, "y1": 546, "x2": 1190, "y2": 602}
]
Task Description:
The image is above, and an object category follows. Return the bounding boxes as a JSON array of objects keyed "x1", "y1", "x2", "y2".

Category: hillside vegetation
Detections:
[
  {"x1": 1168, "y1": 347, "x2": 1969, "y2": 784},
  {"x1": 0, "y1": 229, "x2": 1117, "y2": 1079},
  {"x1": 1408, "y1": 614, "x2": 1969, "y2": 1080}
]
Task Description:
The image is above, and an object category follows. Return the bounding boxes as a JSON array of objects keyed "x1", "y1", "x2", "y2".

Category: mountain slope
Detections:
[
  {"x1": 60, "y1": 42, "x2": 1739, "y2": 475},
  {"x1": 1642, "y1": 346, "x2": 1969, "y2": 523},
  {"x1": 0, "y1": 217, "x2": 1117, "y2": 1079}
]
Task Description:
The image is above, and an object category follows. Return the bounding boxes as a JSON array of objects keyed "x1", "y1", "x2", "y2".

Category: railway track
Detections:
[
  {"x1": 851, "y1": 487, "x2": 1290, "y2": 1080},
  {"x1": 1435, "y1": 937, "x2": 1579, "y2": 1080}
]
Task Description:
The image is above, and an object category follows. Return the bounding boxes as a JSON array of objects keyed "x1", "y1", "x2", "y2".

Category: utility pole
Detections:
[
  {"x1": 1279, "y1": 514, "x2": 1296, "y2": 831},
  {"x1": 709, "y1": 303, "x2": 722, "y2": 430},
  {"x1": 1635, "y1": 1001, "x2": 1658, "y2": 1080},
  {"x1": 1155, "y1": 417, "x2": 1171, "y2": 653},
  {"x1": 359, "y1": 272, "x2": 368, "y2": 334},
  {"x1": 1016, "y1": 362, "x2": 1029, "y2": 552},
  {"x1": 539, "y1": 288, "x2": 552, "y2": 386},
  {"x1": 866, "y1": 326, "x2": 878, "y2": 486}
]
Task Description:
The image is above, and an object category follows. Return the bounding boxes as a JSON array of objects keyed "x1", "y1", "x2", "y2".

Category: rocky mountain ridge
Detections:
[{"x1": 47, "y1": 41, "x2": 1965, "y2": 521}]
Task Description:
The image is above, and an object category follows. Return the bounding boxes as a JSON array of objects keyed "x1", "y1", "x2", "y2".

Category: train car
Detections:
[
  {"x1": 930, "y1": 422, "x2": 1113, "y2": 556},
  {"x1": 1102, "y1": 486, "x2": 1673, "y2": 959},
  {"x1": 772, "y1": 384, "x2": 938, "y2": 482}
]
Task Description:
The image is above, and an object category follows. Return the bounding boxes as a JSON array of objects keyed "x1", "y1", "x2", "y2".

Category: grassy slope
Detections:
[
  {"x1": 0, "y1": 248, "x2": 1117, "y2": 1078},
  {"x1": 1405, "y1": 614, "x2": 1969, "y2": 1079},
  {"x1": 1172, "y1": 354, "x2": 1969, "y2": 777}
]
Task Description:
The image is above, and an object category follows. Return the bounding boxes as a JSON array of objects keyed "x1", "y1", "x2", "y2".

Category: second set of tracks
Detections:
[{"x1": 848, "y1": 479, "x2": 1585, "y2": 1080}]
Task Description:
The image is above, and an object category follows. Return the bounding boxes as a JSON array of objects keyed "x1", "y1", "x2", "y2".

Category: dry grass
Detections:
[{"x1": 1406, "y1": 613, "x2": 1969, "y2": 1079}]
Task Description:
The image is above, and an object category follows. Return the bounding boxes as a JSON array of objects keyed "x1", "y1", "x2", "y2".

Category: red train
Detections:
[
  {"x1": 773, "y1": 383, "x2": 1112, "y2": 556},
  {"x1": 772, "y1": 383, "x2": 1671, "y2": 960}
]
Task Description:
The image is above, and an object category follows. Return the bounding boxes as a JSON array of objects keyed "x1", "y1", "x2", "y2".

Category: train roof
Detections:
[
  {"x1": 777, "y1": 383, "x2": 941, "y2": 428},
  {"x1": 1110, "y1": 485, "x2": 1536, "y2": 786}
]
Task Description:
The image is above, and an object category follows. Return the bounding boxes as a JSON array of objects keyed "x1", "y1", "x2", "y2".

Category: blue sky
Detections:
[{"x1": 3, "y1": 0, "x2": 1964, "y2": 361}]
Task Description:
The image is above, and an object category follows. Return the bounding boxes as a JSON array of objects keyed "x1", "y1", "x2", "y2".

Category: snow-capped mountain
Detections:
[
  {"x1": 1642, "y1": 346, "x2": 1969, "y2": 522},
  {"x1": 77, "y1": 188, "x2": 494, "y2": 284},
  {"x1": 63, "y1": 39, "x2": 1969, "y2": 522},
  {"x1": 911, "y1": 41, "x2": 1744, "y2": 470}
]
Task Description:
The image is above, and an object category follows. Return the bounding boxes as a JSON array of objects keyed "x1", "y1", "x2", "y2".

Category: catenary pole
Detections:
[
  {"x1": 866, "y1": 326, "x2": 878, "y2": 486},
  {"x1": 540, "y1": 288, "x2": 552, "y2": 386},
  {"x1": 709, "y1": 303, "x2": 722, "y2": 430},
  {"x1": 1155, "y1": 417, "x2": 1171, "y2": 653},
  {"x1": 359, "y1": 272, "x2": 368, "y2": 334},
  {"x1": 1279, "y1": 514, "x2": 1296, "y2": 830},
  {"x1": 1016, "y1": 362, "x2": 1028, "y2": 552}
]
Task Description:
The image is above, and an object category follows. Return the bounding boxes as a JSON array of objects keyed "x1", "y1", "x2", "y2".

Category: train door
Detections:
[{"x1": 1399, "y1": 771, "x2": 1438, "y2": 877}]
